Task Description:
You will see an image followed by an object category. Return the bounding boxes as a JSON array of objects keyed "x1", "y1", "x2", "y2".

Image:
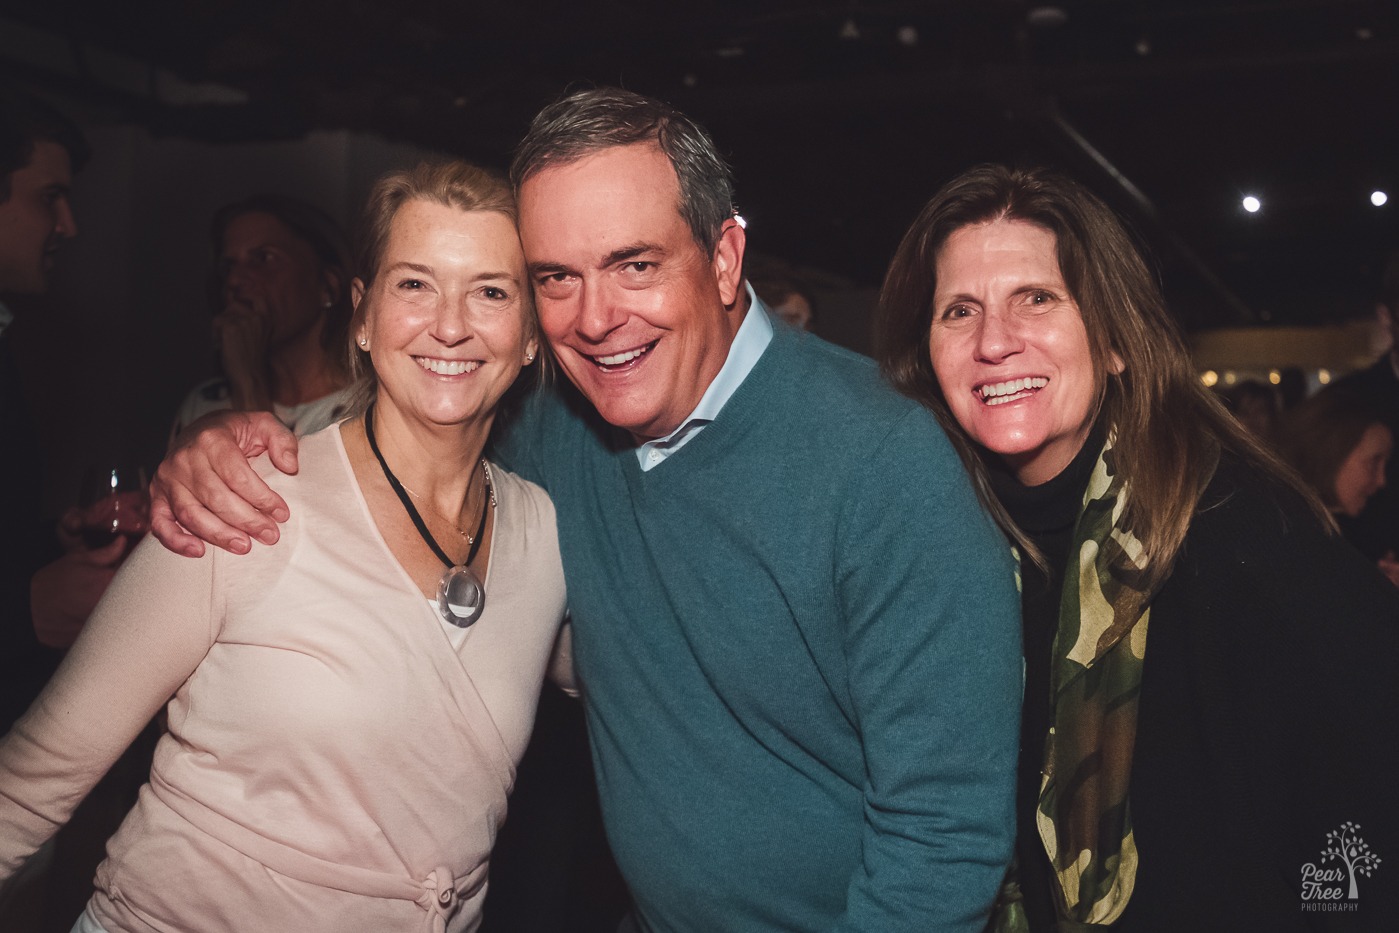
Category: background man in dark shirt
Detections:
[{"x1": 0, "y1": 86, "x2": 88, "y2": 734}]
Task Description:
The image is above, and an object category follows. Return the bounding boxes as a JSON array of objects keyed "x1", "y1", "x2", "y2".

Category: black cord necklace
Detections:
[{"x1": 364, "y1": 402, "x2": 492, "y2": 627}]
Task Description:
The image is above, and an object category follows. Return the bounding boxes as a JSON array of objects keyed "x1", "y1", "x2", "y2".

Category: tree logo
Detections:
[{"x1": 1301, "y1": 822, "x2": 1381, "y2": 912}]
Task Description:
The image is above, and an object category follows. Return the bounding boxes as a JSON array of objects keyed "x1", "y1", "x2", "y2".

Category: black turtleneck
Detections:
[{"x1": 986, "y1": 426, "x2": 1103, "y2": 931}]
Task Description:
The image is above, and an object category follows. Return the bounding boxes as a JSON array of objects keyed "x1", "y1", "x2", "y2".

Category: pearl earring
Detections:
[{"x1": 358, "y1": 336, "x2": 368, "y2": 347}]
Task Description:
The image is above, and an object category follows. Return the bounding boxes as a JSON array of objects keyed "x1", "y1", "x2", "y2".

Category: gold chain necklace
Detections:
[{"x1": 399, "y1": 467, "x2": 495, "y2": 545}]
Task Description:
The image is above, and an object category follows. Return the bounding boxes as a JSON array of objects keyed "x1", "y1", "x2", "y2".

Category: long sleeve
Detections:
[
  {"x1": 1116, "y1": 462, "x2": 1399, "y2": 931},
  {"x1": 831, "y1": 408, "x2": 1022, "y2": 932},
  {"x1": 0, "y1": 534, "x2": 221, "y2": 877}
]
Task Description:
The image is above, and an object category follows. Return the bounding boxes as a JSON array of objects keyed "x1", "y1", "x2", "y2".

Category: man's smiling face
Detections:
[{"x1": 518, "y1": 142, "x2": 744, "y2": 442}]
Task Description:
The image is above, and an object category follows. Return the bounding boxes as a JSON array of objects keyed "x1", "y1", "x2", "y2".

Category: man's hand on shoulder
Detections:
[{"x1": 151, "y1": 410, "x2": 300, "y2": 558}]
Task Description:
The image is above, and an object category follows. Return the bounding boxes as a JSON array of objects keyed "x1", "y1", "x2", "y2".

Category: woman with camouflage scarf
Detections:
[{"x1": 877, "y1": 164, "x2": 1399, "y2": 932}]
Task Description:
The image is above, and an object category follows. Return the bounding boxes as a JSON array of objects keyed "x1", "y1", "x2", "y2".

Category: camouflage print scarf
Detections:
[{"x1": 992, "y1": 437, "x2": 1192, "y2": 932}]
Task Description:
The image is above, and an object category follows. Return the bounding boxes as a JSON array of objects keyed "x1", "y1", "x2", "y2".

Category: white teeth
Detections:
[
  {"x1": 416, "y1": 357, "x2": 480, "y2": 376},
  {"x1": 593, "y1": 346, "x2": 650, "y2": 367},
  {"x1": 978, "y1": 377, "x2": 1047, "y2": 404}
]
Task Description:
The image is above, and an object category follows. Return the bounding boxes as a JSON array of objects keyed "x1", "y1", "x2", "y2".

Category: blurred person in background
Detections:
[
  {"x1": 1332, "y1": 248, "x2": 1399, "y2": 563},
  {"x1": 0, "y1": 86, "x2": 87, "y2": 732},
  {"x1": 744, "y1": 253, "x2": 815, "y2": 330},
  {"x1": 0, "y1": 83, "x2": 103, "y2": 933},
  {"x1": 1282, "y1": 386, "x2": 1398, "y2": 585},
  {"x1": 1219, "y1": 379, "x2": 1281, "y2": 446},
  {"x1": 169, "y1": 194, "x2": 356, "y2": 441}
]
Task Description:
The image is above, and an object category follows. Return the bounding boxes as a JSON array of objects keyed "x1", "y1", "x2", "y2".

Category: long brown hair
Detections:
[{"x1": 876, "y1": 164, "x2": 1330, "y2": 587}]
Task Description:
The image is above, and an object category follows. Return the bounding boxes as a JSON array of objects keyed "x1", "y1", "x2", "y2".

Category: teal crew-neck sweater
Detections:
[{"x1": 494, "y1": 322, "x2": 1021, "y2": 932}]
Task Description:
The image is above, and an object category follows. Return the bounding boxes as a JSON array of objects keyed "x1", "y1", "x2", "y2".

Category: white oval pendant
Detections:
[{"x1": 437, "y1": 564, "x2": 485, "y2": 628}]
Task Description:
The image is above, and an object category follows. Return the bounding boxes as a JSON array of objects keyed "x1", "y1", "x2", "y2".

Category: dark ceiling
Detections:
[{"x1": 4, "y1": 0, "x2": 1398, "y2": 330}]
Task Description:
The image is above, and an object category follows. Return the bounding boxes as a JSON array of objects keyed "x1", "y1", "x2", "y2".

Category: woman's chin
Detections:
[
  {"x1": 967, "y1": 427, "x2": 1048, "y2": 464},
  {"x1": 985, "y1": 436, "x2": 1084, "y2": 486},
  {"x1": 374, "y1": 394, "x2": 498, "y2": 433}
]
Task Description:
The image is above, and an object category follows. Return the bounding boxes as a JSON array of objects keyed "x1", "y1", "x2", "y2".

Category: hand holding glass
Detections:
[{"x1": 77, "y1": 463, "x2": 150, "y2": 551}]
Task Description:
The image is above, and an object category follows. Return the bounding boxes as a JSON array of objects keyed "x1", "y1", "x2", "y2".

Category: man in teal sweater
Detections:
[{"x1": 150, "y1": 89, "x2": 1022, "y2": 931}]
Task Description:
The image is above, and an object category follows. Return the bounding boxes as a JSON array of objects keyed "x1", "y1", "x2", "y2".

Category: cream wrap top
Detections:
[{"x1": 0, "y1": 426, "x2": 569, "y2": 932}]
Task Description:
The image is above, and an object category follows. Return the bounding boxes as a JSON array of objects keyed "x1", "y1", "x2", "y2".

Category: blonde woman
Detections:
[{"x1": 0, "y1": 162, "x2": 568, "y2": 933}]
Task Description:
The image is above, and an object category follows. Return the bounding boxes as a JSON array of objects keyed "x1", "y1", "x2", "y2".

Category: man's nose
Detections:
[
  {"x1": 575, "y1": 282, "x2": 625, "y2": 342},
  {"x1": 54, "y1": 197, "x2": 77, "y2": 239}
]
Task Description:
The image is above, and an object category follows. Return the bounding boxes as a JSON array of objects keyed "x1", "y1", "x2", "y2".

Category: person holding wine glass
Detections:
[
  {"x1": 31, "y1": 462, "x2": 151, "y2": 651},
  {"x1": 72, "y1": 464, "x2": 150, "y2": 551},
  {"x1": 0, "y1": 160, "x2": 569, "y2": 933}
]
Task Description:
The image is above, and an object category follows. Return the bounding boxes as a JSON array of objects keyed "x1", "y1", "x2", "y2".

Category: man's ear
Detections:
[{"x1": 712, "y1": 220, "x2": 746, "y2": 307}]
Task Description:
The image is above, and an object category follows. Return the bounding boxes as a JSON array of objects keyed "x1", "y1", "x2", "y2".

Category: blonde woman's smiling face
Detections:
[{"x1": 355, "y1": 200, "x2": 536, "y2": 431}]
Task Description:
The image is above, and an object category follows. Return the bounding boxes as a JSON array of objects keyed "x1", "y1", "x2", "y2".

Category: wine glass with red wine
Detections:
[{"x1": 77, "y1": 463, "x2": 150, "y2": 551}]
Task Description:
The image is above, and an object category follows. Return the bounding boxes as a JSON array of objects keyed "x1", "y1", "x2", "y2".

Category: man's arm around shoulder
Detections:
[{"x1": 150, "y1": 410, "x2": 298, "y2": 557}]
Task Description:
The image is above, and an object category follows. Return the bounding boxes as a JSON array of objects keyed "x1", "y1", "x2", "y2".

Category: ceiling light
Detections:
[
  {"x1": 1242, "y1": 195, "x2": 1261, "y2": 214},
  {"x1": 1026, "y1": 6, "x2": 1068, "y2": 28},
  {"x1": 1372, "y1": 190, "x2": 1389, "y2": 207}
]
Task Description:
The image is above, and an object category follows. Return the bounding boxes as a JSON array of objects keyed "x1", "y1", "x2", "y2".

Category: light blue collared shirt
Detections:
[{"x1": 635, "y1": 285, "x2": 775, "y2": 471}]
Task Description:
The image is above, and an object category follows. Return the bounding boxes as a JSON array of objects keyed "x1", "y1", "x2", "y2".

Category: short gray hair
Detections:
[{"x1": 510, "y1": 87, "x2": 735, "y2": 255}]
